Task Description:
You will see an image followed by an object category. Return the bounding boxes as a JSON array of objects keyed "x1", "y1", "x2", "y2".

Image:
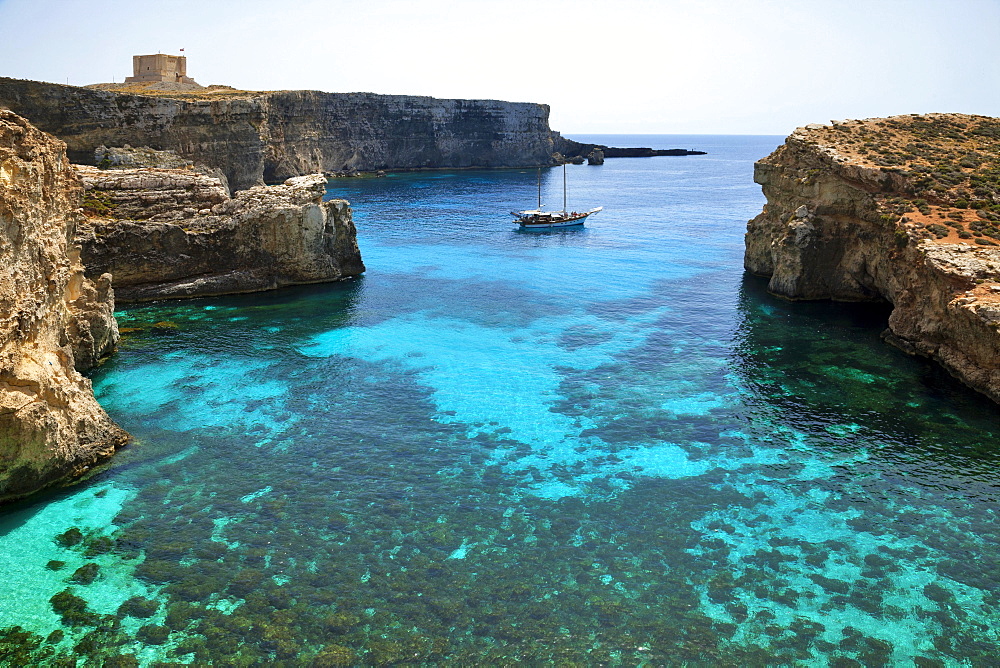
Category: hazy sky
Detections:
[{"x1": 1, "y1": 0, "x2": 997, "y2": 135}]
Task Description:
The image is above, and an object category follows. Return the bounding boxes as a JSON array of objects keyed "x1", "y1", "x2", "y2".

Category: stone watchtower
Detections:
[{"x1": 124, "y1": 54, "x2": 199, "y2": 85}]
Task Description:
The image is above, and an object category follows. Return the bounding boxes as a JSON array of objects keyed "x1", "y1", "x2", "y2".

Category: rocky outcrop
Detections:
[
  {"x1": 746, "y1": 114, "x2": 1000, "y2": 403},
  {"x1": 600, "y1": 147, "x2": 707, "y2": 157},
  {"x1": 75, "y1": 167, "x2": 364, "y2": 301},
  {"x1": 587, "y1": 148, "x2": 605, "y2": 165},
  {"x1": 0, "y1": 110, "x2": 128, "y2": 503},
  {"x1": 0, "y1": 78, "x2": 569, "y2": 192},
  {"x1": 95, "y1": 144, "x2": 192, "y2": 170}
]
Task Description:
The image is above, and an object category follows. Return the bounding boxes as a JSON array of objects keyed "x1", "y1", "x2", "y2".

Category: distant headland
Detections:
[{"x1": 0, "y1": 53, "x2": 706, "y2": 192}]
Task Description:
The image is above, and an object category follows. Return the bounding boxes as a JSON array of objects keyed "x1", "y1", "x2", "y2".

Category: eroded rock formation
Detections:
[
  {"x1": 746, "y1": 114, "x2": 1000, "y2": 403},
  {"x1": 75, "y1": 166, "x2": 364, "y2": 301},
  {"x1": 0, "y1": 110, "x2": 128, "y2": 503}
]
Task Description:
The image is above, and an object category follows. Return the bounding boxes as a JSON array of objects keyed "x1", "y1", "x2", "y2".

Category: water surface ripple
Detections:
[{"x1": 2, "y1": 135, "x2": 998, "y2": 665}]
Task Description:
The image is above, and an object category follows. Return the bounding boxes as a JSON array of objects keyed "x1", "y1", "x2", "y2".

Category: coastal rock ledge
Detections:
[
  {"x1": 0, "y1": 110, "x2": 128, "y2": 503},
  {"x1": 746, "y1": 113, "x2": 1000, "y2": 403},
  {"x1": 75, "y1": 165, "x2": 364, "y2": 301}
]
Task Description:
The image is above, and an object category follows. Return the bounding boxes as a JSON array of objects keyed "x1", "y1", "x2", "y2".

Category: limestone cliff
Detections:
[
  {"x1": 0, "y1": 110, "x2": 128, "y2": 503},
  {"x1": 75, "y1": 166, "x2": 364, "y2": 301},
  {"x1": 0, "y1": 77, "x2": 569, "y2": 192},
  {"x1": 746, "y1": 113, "x2": 1000, "y2": 403}
]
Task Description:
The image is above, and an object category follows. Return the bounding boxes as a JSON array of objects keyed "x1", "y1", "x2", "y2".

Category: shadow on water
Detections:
[{"x1": 733, "y1": 272, "x2": 1000, "y2": 484}]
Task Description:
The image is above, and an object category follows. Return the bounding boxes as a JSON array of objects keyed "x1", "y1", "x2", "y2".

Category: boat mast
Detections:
[
  {"x1": 537, "y1": 168, "x2": 541, "y2": 209},
  {"x1": 562, "y1": 163, "x2": 567, "y2": 214}
]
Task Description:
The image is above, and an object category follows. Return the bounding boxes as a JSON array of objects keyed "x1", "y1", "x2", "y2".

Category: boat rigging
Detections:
[{"x1": 512, "y1": 164, "x2": 602, "y2": 229}]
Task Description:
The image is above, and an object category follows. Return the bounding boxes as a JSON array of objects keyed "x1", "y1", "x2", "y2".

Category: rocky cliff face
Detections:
[
  {"x1": 0, "y1": 110, "x2": 128, "y2": 503},
  {"x1": 76, "y1": 166, "x2": 364, "y2": 301},
  {"x1": 746, "y1": 114, "x2": 1000, "y2": 403},
  {"x1": 260, "y1": 90, "x2": 562, "y2": 182},
  {"x1": 0, "y1": 78, "x2": 569, "y2": 192}
]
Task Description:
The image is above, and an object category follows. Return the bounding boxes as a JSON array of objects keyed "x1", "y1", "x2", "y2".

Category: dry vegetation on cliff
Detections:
[
  {"x1": 806, "y1": 114, "x2": 1000, "y2": 248},
  {"x1": 86, "y1": 81, "x2": 264, "y2": 101},
  {"x1": 746, "y1": 113, "x2": 1000, "y2": 403}
]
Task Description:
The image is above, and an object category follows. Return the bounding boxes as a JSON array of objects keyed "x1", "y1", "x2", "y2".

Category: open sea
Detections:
[{"x1": 2, "y1": 134, "x2": 1000, "y2": 665}]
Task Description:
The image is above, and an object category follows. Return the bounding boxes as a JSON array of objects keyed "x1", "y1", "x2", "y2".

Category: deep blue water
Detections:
[{"x1": 2, "y1": 135, "x2": 999, "y2": 665}]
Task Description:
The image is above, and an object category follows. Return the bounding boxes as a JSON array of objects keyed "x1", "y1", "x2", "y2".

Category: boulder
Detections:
[{"x1": 587, "y1": 148, "x2": 605, "y2": 165}]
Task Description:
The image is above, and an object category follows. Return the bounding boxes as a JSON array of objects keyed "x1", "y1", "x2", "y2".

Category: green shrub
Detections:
[
  {"x1": 81, "y1": 191, "x2": 115, "y2": 218},
  {"x1": 926, "y1": 223, "x2": 950, "y2": 238}
]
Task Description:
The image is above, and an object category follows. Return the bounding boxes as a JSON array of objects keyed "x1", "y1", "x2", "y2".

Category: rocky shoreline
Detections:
[
  {"x1": 746, "y1": 114, "x2": 1000, "y2": 404},
  {"x1": 0, "y1": 114, "x2": 367, "y2": 503},
  {"x1": 0, "y1": 110, "x2": 128, "y2": 503}
]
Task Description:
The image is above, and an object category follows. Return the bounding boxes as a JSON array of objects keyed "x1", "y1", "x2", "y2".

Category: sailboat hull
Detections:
[
  {"x1": 514, "y1": 207, "x2": 603, "y2": 229},
  {"x1": 517, "y1": 213, "x2": 591, "y2": 229}
]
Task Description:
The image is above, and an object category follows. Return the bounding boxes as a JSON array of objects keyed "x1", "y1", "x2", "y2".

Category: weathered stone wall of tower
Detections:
[{"x1": 125, "y1": 54, "x2": 196, "y2": 84}]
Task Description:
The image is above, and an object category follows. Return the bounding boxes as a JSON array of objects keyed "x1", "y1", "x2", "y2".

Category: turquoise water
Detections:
[{"x1": 2, "y1": 135, "x2": 1000, "y2": 665}]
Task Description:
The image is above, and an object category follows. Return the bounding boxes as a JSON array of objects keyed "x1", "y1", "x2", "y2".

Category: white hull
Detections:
[
  {"x1": 519, "y1": 216, "x2": 589, "y2": 229},
  {"x1": 513, "y1": 206, "x2": 603, "y2": 229}
]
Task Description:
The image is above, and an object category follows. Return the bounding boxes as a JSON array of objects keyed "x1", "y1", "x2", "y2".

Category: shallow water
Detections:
[{"x1": 2, "y1": 135, "x2": 999, "y2": 665}]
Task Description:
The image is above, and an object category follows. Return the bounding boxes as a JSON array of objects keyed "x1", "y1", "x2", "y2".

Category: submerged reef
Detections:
[
  {"x1": 0, "y1": 110, "x2": 128, "y2": 503},
  {"x1": 75, "y1": 160, "x2": 364, "y2": 302},
  {"x1": 746, "y1": 113, "x2": 1000, "y2": 403}
]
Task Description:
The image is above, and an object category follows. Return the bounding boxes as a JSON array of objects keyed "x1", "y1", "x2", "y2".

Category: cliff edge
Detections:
[
  {"x1": 746, "y1": 113, "x2": 1000, "y2": 403},
  {"x1": 0, "y1": 78, "x2": 570, "y2": 192},
  {"x1": 0, "y1": 110, "x2": 128, "y2": 503}
]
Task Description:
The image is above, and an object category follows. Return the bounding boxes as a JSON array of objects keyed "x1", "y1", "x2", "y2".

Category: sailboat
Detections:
[{"x1": 512, "y1": 164, "x2": 602, "y2": 229}]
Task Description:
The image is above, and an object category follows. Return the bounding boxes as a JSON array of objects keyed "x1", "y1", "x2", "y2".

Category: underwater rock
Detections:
[
  {"x1": 54, "y1": 528, "x2": 84, "y2": 547},
  {"x1": 76, "y1": 168, "x2": 365, "y2": 301},
  {"x1": 69, "y1": 563, "x2": 100, "y2": 585},
  {"x1": 135, "y1": 624, "x2": 170, "y2": 645},
  {"x1": 0, "y1": 110, "x2": 129, "y2": 504},
  {"x1": 50, "y1": 589, "x2": 100, "y2": 627},
  {"x1": 117, "y1": 597, "x2": 158, "y2": 619},
  {"x1": 746, "y1": 113, "x2": 1000, "y2": 403},
  {"x1": 313, "y1": 643, "x2": 356, "y2": 666}
]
